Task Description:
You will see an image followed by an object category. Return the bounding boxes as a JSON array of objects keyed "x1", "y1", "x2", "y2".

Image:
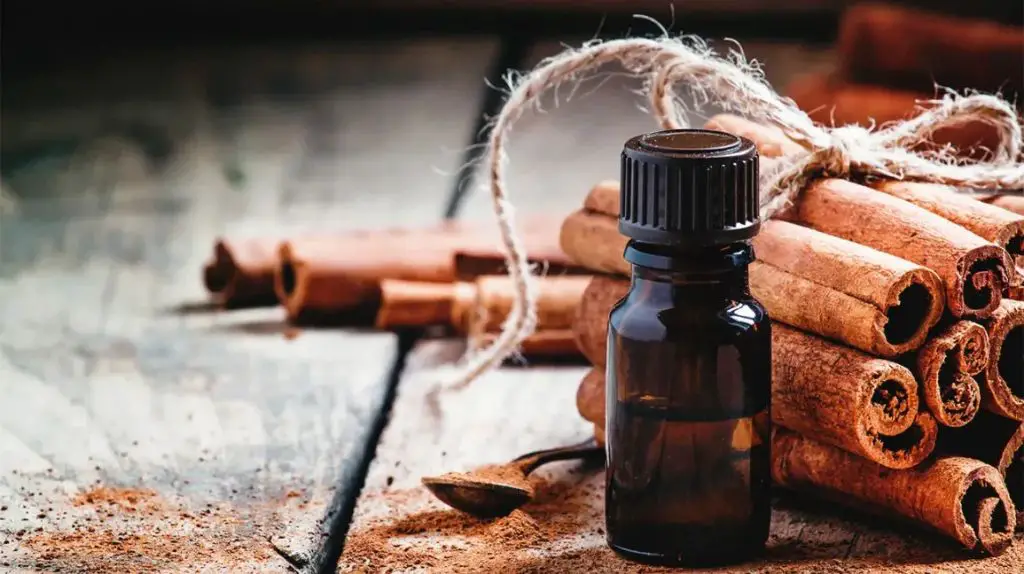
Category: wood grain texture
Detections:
[
  {"x1": 340, "y1": 341, "x2": 1022, "y2": 572},
  {"x1": 0, "y1": 38, "x2": 497, "y2": 571}
]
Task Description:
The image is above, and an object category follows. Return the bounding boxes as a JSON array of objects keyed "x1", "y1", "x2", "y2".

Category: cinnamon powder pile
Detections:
[{"x1": 12, "y1": 485, "x2": 282, "y2": 573}]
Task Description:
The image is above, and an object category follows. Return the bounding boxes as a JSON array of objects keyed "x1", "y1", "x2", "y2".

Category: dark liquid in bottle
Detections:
[{"x1": 606, "y1": 268, "x2": 771, "y2": 567}]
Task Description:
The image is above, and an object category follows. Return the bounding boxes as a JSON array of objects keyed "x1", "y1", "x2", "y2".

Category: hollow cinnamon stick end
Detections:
[
  {"x1": 576, "y1": 367, "x2": 605, "y2": 425},
  {"x1": 275, "y1": 243, "x2": 307, "y2": 321},
  {"x1": 916, "y1": 321, "x2": 987, "y2": 427},
  {"x1": 982, "y1": 299, "x2": 1024, "y2": 420},
  {"x1": 957, "y1": 463, "x2": 1017, "y2": 555},
  {"x1": 880, "y1": 269, "x2": 945, "y2": 355},
  {"x1": 953, "y1": 245, "x2": 1011, "y2": 319},
  {"x1": 866, "y1": 412, "x2": 938, "y2": 470}
]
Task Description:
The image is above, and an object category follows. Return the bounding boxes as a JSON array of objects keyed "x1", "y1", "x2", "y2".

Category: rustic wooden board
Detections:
[
  {"x1": 456, "y1": 40, "x2": 835, "y2": 220},
  {"x1": 0, "y1": 39, "x2": 497, "y2": 572},
  {"x1": 340, "y1": 340, "x2": 1021, "y2": 573}
]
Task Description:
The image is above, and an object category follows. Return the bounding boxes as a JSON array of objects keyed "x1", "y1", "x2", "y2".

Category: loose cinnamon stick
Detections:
[
  {"x1": 574, "y1": 277, "x2": 937, "y2": 469},
  {"x1": 836, "y1": 3, "x2": 1024, "y2": 97},
  {"x1": 453, "y1": 240, "x2": 588, "y2": 280},
  {"x1": 939, "y1": 410, "x2": 1024, "y2": 530},
  {"x1": 786, "y1": 75, "x2": 1004, "y2": 158},
  {"x1": 473, "y1": 329, "x2": 579, "y2": 358},
  {"x1": 565, "y1": 203, "x2": 944, "y2": 357},
  {"x1": 702, "y1": 115, "x2": 1013, "y2": 319},
  {"x1": 374, "y1": 280, "x2": 464, "y2": 330},
  {"x1": 977, "y1": 299, "x2": 1024, "y2": 420},
  {"x1": 457, "y1": 276, "x2": 590, "y2": 336},
  {"x1": 912, "y1": 321, "x2": 988, "y2": 428},
  {"x1": 576, "y1": 366, "x2": 604, "y2": 426},
  {"x1": 276, "y1": 218, "x2": 570, "y2": 323},
  {"x1": 203, "y1": 238, "x2": 283, "y2": 308},
  {"x1": 773, "y1": 428, "x2": 1017, "y2": 555}
]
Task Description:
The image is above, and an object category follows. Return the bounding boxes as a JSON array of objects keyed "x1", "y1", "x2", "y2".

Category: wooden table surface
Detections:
[{"x1": 0, "y1": 36, "x2": 1018, "y2": 573}]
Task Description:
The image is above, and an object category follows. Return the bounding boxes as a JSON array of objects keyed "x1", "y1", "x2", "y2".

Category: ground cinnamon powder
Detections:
[
  {"x1": 341, "y1": 469, "x2": 1023, "y2": 573},
  {"x1": 12, "y1": 485, "x2": 285, "y2": 573}
]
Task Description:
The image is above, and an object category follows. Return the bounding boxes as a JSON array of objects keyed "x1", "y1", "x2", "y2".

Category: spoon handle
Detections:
[{"x1": 513, "y1": 437, "x2": 605, "y2": 474}]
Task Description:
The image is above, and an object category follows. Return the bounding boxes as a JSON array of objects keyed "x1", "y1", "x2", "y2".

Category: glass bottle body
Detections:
[{"x1": 605, "y1": 241, "x2": 772, "y2": 567}]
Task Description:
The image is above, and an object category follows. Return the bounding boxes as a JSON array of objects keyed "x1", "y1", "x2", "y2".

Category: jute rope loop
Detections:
[{"x1": 442, "y1": 36, "x2": 1024, "y2": 390}]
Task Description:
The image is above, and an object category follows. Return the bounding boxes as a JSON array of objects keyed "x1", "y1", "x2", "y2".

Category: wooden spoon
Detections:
[{"x1": 421, "y1": 438, "x2": 604, "y2": 518}]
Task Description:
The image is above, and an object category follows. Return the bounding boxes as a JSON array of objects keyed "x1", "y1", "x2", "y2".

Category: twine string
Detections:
[{"x1": 442, "y1": 36, "x2": 1024, "y2": 391}]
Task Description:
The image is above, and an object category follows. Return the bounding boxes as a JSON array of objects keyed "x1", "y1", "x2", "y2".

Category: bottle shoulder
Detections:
[{"x1": 609, "y1": 290, "x2": 769, "y2": 342}]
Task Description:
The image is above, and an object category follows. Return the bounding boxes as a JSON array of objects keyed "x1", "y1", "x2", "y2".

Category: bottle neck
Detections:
[{"x1": 625, "y1": 240, "x2": 753, "y2": 302}]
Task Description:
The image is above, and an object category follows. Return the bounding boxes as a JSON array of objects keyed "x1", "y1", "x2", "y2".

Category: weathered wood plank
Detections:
[
  {"x1": 0, "y1": 39, "x2": 497, "y2": 572},
  {"x1": 340, "y1": 341, "x2": 1022, "y2": 573}
]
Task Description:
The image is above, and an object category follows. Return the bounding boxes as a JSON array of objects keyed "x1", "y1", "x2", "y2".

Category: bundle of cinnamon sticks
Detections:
[
  {"x1": 568, "y1": 114, "x2": 1023, "y2": 555},
  {"x1": 786, "y1": 3, "x2": 1023, "y2": 160},
  {"x1": 202, "y1": 217, "x2": 592, "y2": 357}
]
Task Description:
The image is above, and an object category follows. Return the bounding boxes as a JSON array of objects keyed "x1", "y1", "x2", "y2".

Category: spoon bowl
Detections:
[
  {"x1": 421, "y1": 438, "x2": 603, "y2": 518},
  {"x1": 421, "y1": 476, "x2": 532, "y2": 518}
]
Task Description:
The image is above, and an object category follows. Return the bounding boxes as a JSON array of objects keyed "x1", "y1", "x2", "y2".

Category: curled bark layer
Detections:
[
  {"x1": 875, "y1": 181, "x2": 1024, "y2": 287},
  {"x1": 773, "y1": 429, "x2": 1017, "y2": 555},
  {"x1": 978, "y1": 299, "x2": 1024, "y2": 420},
  {"x1": 793, "y1": 179, "x2": 1011, "y2": 319},
  {"x1": 564, "y1": 203, "x2": 944, "y2": 357},
  {"x1": 912, "y1": 321, "x2": 988, "y2": 427},
  {"x1": 940, "y1": 410, "x2": 1024, "y2": 530},
  {"x1": 774, "y1": 325, "x2": 937, "y2": 469},
  {"x1": 204, "y1": 238, "x2": 283, "y2": 308}
]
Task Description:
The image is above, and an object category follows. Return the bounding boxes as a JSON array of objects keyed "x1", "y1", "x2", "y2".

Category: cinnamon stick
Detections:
[
  {"x1": 576, "y1": 366, "x2": 604, "y2": 426},
  {"x1": 574, "y1": 276, "x2": 937, "y2": 469},
  {"x1": 786, "y1": 75, "x2": 1004, "y2": 158},
  {"x1": 565, "y1": 203, "x2": 944, "y2": 357},
  {"x1": 835, "y1": 3, "x2": 1024, "y2": 97},
  {"x1": 977, "y1": 299, "x2": 1024, "y2": 420},
  {"x1": 989, "y1": 196, "x2": 1024, "y2": 217},
  {"x1": 203, "y1": 238, "x2": 283, "y2": 308},
  {"x1": 911, "y1": 321, "x2": 988, "y2": 428},
  {"x1": 275, "y1": 218, "x2": 571, "y2": 323},
  {"x1": 456, "y1": 276, "x2": 590, "y2": 336},
  {"x1": 874, "y1": 181, "x2": 1024, "y2": 288},
  {"x1": 374, "y1": 280, "x2": 465, "y2": 330},
  {"x1": 773, "y1": 428, "x2": 1017, "y2": 555},
  {"x1": 702, "y1": 115, "x2": 1013, "y2": 319},
  {"x1": 939, "y1": 410, "x2": 1024, "y2": 530},
  {"x1": 473, "y1": 329, "x2": 579, "y2": 358}
]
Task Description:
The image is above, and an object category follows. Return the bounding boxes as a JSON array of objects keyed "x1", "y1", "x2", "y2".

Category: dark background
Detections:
[{"x1": 4, "y1": 1, "x2": 1022, "y2": 83}]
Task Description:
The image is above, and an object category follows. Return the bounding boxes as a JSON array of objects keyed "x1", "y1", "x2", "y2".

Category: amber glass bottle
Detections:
[{"x1": 605, "y1": 129, "x2": 771, "y2": 567}]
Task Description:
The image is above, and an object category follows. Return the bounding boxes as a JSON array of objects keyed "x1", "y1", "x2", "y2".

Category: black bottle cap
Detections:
[{"x1": 619, "y1": 129, "x2": 760, "y2": 246}]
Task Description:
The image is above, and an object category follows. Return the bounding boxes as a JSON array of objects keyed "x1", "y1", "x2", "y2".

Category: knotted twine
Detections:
[{"x1": 442, "y1": 36, "x2": 1024, "y2": 390}]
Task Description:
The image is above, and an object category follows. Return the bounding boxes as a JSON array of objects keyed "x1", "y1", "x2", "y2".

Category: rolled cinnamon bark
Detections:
[
  {"x1": 576, "y1": 366, "x2": 604, "y2": 426},
  {"x1": 457, "y1": 276, "x2": 590, "y2": 336},
  {"x1": 773, "y1": 428, "x2": 1016, "y2": 555},
  {"x1": 705, "y1": 114, "x2": 805, "y2": 158},
  {"x1": 574, "y1": 279, "x2": 937, "y2": 469},
  {"x1": 939, "y1": 410, "x2": 1024, "y2": 530},
  {"x1": 375, "y1": 280, "x2": 465, "y2": 330},
  {"x1": 204, "y1": 237, "x2": 283, "y2": 308},
  {"x1": 977, "y1": 299, "x2": 1024, "y2": 420},
  {"x1": 911, "y1": 321, "x2": 988, "y2": 428},
  {"x1": 792, "y1": 179, "x2": 1011, "y2": 319},
  {"x1": 701, "y1": 115, "x2": 1013, "y2": 319},
  {"x1": 564, "y1": 203, "x2": 944, "y2": 357},
  {"x1": 473, "y1": 329, "x2": 580, "y2": 358},
  {"x1": 773, "y1": 325, "x2": 937, "y2": 469},
  {"x1": 835, "y1": 2, "x2": 1023, "y2": 97},
  {"x1": 453, "y1": 241, "x2": 587, "y2": 280},
  {"x1": 874, "y1": 181, "x2": 1024, "y2": 287},
  {"x1": 786, "y1": 75, "x2": 1004, "y2": 158},
  {"x1": 988, "y1": 196, "x2": 1024, "y2": 217}
]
